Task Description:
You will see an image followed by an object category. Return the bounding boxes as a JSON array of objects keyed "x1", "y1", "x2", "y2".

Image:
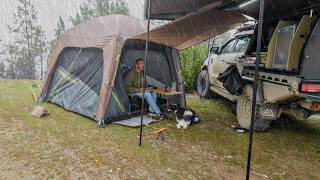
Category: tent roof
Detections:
[
  {"x1": 145, "y1": 0, "x2": 222, "y2": 20},
  {"x1": 134, "y1": 4, "x2": 246, "y2": 50},
  {"x1": 60, "y1": 15, "x2": 146, "y2": 48}
]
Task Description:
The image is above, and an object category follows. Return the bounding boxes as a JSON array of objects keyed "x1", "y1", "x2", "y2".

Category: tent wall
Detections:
[
  {"x1": 171, "y1": 49, "x2": 186, "y2": 107},
  {"x1": 39, "y1": 34, "x2": 117, "y2": 103},
  {"x1": 47, "y1": 47, "x2": 104, "y2": 119},
  {"x1": 95, "y1": 37, "x2": 120, "y2": 120}
]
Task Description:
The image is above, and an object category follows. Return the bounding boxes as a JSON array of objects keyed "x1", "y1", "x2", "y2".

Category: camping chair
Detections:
[{"x1": 128, "y1": 95, "x2": 149, "y2": 112}]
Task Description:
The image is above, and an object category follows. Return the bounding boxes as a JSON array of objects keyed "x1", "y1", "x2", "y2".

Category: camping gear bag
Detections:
[{"x1": 217, "y1": 65, "x2": 246, "y2": 95}]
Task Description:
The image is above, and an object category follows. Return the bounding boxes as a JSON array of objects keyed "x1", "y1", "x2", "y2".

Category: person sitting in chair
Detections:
[{"x1": 125, "y1": 58, "x2": 162, "y2": 117}]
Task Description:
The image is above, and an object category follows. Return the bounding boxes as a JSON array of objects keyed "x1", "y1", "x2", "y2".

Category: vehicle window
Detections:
[
  {"x1": 220, "y1": 39, "x2": 237, "y2": 54},
  {"x1": 234, "y1": 37, "x2": 251, "y2": 53}
]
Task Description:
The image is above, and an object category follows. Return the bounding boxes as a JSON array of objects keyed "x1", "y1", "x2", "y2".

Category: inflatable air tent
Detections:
[{"x1": 39, "y1": 15, "x2": 186, "y2": 123}]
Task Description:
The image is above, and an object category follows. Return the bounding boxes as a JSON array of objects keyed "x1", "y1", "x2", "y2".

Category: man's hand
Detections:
[{"x1": 138, "y1": 88, "x2": 145, "y2": 93}]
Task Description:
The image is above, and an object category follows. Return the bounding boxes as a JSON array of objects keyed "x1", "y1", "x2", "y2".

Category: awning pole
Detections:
[
  {"x1": 139, "y1": 0, "x2": 151, "y2": 146},
  {"x1": 246, "y1": 0, "x2": 265, "y2": 179}
]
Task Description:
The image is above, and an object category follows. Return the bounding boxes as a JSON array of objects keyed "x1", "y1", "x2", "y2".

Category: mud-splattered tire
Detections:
[
  {"x1": 237, "y1": 85, "x2": 271, "y2": 131},
  {"x1": 197, "y1": 70, "x2": 218, "y2": 98}
]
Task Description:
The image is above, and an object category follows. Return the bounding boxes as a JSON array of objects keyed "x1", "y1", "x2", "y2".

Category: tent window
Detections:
[{"x1": 120, "y1": 49, "x2": 174, "y2": 86}]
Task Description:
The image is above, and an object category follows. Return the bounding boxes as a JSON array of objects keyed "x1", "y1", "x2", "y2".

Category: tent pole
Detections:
[
  {"x1": 139, "y1": 0, "x2": 151, "y2": 146},
  {"x1": 246, "y1": 0, "x2": 265, "y2": 179}
]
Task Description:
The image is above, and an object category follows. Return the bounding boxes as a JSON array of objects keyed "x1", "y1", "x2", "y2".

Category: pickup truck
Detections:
[{"x1": 197, "y1": 14, "x2": 320, "y2": 131}]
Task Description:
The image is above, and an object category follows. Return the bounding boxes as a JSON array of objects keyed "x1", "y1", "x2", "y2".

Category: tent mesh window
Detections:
[{"x1": 47, "y1": 47, "x2": 104, "y2": 119}]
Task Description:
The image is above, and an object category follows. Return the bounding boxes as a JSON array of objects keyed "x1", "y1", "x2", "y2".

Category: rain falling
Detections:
[{"x1": 0, "y1": 0, "x2": 319, "y2": 179}]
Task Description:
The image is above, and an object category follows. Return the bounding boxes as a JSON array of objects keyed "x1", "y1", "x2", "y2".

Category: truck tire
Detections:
[
  {"x1": 237, "y1": 85, "x2": 271, "y2": 131},
  {"x1": 197, "y1": 70, "x2": 217, "y2": 98}
]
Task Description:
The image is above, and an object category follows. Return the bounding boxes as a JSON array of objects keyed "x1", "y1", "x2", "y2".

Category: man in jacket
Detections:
[{"x1": 125, "y1": 58, "x2": 161, "y2": 115}]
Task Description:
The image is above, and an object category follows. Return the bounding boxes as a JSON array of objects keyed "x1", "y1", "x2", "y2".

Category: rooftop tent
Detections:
[
  {"x1": 135, "y1": 2, "x2": 246, "y2": 50},
  {"x1": 39, "y1": 15, "x2": 186, "y2": 123}
]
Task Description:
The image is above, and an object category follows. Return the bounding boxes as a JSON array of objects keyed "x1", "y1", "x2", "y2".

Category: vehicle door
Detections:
[
  {"x1": 209, "y1": 38, "x2": 239, "y2": 90},
  {"x1": 233, "y1": 36, "x2": 252, "y2": 72}
]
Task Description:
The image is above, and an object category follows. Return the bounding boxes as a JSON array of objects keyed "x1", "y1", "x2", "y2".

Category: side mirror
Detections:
[{"x1": 210, "y1": 46, "x2": 220, "y2": 54}]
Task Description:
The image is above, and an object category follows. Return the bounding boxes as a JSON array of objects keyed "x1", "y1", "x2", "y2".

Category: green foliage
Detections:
[
  {"x1": 69, "y1": 0, "x2": 129, "y2": 26},
  {"x1": 54, "y1": 16, "x2": 66, "y2": 38},
  {"x1": 111, "y1": 0, "x2": 129, "y2": 15},
  {"x1": 180, "y1": 44, "x2": 208, "y2": 91}
]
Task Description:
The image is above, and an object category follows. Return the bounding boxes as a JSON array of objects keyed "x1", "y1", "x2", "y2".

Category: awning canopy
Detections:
[
  {"x1": 135, "y1": 3, "x2": 246, "y2": 50},
  {"x1": 145, "y1": 0, "x2": 223, "y2": 20}
]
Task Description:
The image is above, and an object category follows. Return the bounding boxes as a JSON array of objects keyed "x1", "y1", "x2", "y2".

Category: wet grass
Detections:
[{"x1": 0, "y1": 79, "x2": 319, "y2": 179}]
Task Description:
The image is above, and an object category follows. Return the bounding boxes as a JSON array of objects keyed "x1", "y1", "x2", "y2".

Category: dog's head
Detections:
[
  {"x1": 175, "y1": 107, "x2": 194, "y2": 120},
  {"x1": 175, "y1": 107, "x2": 186, "y2": 119}
]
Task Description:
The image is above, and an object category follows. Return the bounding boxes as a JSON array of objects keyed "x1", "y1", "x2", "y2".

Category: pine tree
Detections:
[
  {"x1": 0, "y1": 61, "x2": 5, "y2": 78},
  {"x1": 70, "y1": 0, "x2": 129, "y2": 26},
  {"x1": 6, "y1": 0, "x2": 48, "y2": 79},
  {"x1": 33, "y1": 28, "x2": 48, "y2": 79},
  {"x1": 0, "y1": 61, "x2": 6, "y2": 79},
  {"x1": 54, "y1": 16, "x2": 66, "y2": 38},
  {"x1": 0, "y1": 40, "x2": 7, "y2": 78},
  {"x1": 70, "y1": 13, "x2": 83, "y2": 26},
  {"x1": 5, "y1": 44, "x2": 18, "y2": 79}
]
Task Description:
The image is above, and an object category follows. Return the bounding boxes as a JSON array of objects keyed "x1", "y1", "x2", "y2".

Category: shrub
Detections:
[{"x1": 179, "y1": 44, "x2": 208, "y2": 92}]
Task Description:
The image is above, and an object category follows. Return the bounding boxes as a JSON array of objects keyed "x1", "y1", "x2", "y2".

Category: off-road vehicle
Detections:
[{"x1": 197, "y1": 6, "x2": 320, "y2": 131}]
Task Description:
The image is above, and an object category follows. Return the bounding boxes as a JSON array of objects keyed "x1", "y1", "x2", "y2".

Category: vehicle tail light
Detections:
[
  {"x1": 313, "y1": 102, "x2": 320, "y2": 111},
  {"x1": 301, "y1": 84, "x2": 320, "y2": 93}
]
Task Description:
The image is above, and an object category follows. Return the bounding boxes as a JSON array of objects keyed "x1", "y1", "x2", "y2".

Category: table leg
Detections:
[{"x1": 166, "y1": 98, "x2": 169, "y2": 112}]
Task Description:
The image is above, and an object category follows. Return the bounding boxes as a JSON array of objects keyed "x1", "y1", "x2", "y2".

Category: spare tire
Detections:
[{"x1": 237, "y1": 85, "x2": 271, "y2": 131}]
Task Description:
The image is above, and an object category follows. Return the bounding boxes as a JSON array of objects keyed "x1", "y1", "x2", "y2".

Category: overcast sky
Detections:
[{"x1": 0, "y1": 0, "x2": 144, "y2": 45}]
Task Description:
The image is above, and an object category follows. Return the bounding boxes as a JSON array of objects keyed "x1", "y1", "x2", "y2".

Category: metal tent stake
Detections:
[
  {"x1": 246, "y1": 0, "x2": 265, "y2": 179},
  {"x1": 139, "y1": 0, "x2": 151, "y2": 146}
]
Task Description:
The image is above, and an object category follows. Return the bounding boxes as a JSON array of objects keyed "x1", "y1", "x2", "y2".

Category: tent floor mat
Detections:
[{"x1": 113, "y1": 115, "x2": 163, "y2": 127}]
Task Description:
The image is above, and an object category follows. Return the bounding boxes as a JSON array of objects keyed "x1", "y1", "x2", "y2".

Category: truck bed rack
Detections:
[{"x1": 242, "y1": 68, "x2": 301, "y2": 86}]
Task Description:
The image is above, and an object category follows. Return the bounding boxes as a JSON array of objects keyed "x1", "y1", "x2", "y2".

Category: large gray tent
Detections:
[{"x1": 39, "y1": 15, "x2": 186, "y2": 123}]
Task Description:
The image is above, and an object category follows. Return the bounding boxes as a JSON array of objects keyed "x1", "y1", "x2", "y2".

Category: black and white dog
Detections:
[{"x1": 175, "y1": 107, "x2": 200, "y2": 129}]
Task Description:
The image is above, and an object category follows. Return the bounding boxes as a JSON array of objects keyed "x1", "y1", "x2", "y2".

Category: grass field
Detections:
[{"x1": 0, "y1": 80, "x2": 319, "y2": 179}]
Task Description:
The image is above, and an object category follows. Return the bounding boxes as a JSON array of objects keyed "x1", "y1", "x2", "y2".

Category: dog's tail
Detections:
[{"x1": 193, "y1": 116, "x2": 200, "y2": 123}]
